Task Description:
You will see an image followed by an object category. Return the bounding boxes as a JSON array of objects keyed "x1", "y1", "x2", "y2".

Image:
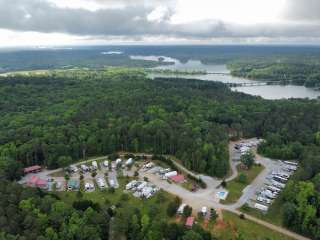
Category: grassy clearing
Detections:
[
  {"x1": 222, "y1": 164, "x2": 264, "y2": 204},
  {"x1": 215, "y1": 211, "x2": 294, "y2": 240},
  {"x1": 240, "y1": 196, "x2": 284, "y2": 226}
]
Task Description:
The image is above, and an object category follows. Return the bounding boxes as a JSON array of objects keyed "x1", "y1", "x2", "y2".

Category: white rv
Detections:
[{"x1": 254, "y1": 203, "x2": 269, "y2": 212}]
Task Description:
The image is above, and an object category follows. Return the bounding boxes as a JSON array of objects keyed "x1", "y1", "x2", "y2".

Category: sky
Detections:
[{"x1": 0, "y1": 0, "x2": 320, "y2": 46}]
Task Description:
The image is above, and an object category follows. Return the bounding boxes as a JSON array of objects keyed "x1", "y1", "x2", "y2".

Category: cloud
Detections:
[
  {"x1": 0, "y1": 0, "x2": 320, "y2": 44},
  {"x1": 284, "y1": 0, "x2": 320, "y2": 21}
]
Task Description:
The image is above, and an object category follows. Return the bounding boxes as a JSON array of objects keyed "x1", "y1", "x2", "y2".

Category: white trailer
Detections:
[
  {"x1": 144, "y1": 162, "x2": 154, "y2": 169},
  {"x1": 165, "y1": 171, "x2": 178, "y2": 178},
  {"x1": 273, "y1": 175, "x2": 287, "y2": 183},
  {"x1": 257, "y1": 196, "x2": 271, "y2": 205},
  {"x1": 262, "y1": 190, "x2": 276, "y2": 199},
  {"x1": 254, "y1": 203, "x2": 269, "y2": 212},
  {"x1": 125, "y1": 158, "x2": 133, "y2": 166},
  {"x1": 201, "y1": 206, "x2": 208, "y2": 216},
  {"x1": 126, "y1": 180, "x2": 137, "y2": 190},
  {"x1": 160, "y1": 168, "x2": 171, "y2": 174},
  {"x1": 103, "y1": 160, "x2": 109, "y2": 168},
  {"x1": 284, "y1": 161, "x2": 298, "y2": 166},
  {"x1": 108, "y1": 179, "x2": 115, "y2": 188},
  {"x1": 272, "y1": 180, "x2": 286, "y2": 189},
  {"x1": 81, "y1": 164, "x2": 89, "y2": 172},
  {"x1": 285, "y1": 165, "x2": 297, "y2": 171},
  {"x1": 142, "y1": 187, "x2": 153, "y2": 198},
  {"x1": 137, "y1": 181, "x2": 147, "y2": 191},
  {"x1": 96, "y1": 178, "x2": 107, "y2": 189},
  {"x1": 177, "y1": 204, "x2": 187, "y2": 214},
  {"x1": 92, "y1": 161, "x2": 98, "y2": 170},
  {"x1": 267, "y1": 186, "x2": 281, "y2": 194},
  {"x1": 85, "y1": 183, "x2": 94, "y2": 191}
]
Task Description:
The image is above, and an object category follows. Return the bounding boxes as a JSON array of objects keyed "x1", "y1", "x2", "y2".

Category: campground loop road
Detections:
[
  {"x1": 132, "y1": 148, "x2": 310, "y2": 240},
  {"x1": 19, "y1": 152, "x2": 310, "y2": 240}
]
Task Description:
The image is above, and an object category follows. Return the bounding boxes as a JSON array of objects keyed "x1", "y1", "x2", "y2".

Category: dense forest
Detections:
[
  {"x1": 0, "y1": 180, "x2": 212, "y2": 240},
  {"x1": 0, "y1": 68, "x2": 320, "y2": 239},
  {"x1": 229, "y1": 61, "x2": 320, "y2": 87},
  {"x1": 0, "y1": 68, "x2": 319, "y2": 181}
]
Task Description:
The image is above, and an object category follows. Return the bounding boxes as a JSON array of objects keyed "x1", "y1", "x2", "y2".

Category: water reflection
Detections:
[{"x1": 130, "y1": 55, "x2": 320, "y2": 100}]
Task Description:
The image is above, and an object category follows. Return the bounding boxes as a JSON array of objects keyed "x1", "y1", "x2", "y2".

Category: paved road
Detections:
[
  {"x1": 20, "y1": 151, "x2": 310, "y2": 240},
  {"x1": 136, "y1": 147, "x2": 310, "y2": 240}
]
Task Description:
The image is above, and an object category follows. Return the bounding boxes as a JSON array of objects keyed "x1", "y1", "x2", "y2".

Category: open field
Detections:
[
  {"x1": 240, "y1": 197, "x2": 284, "y2": 226},
  {"x1": 222, "y1": 164, "x2": 264, "y2": 204},
  {"x1": 215, "y1": 211, "x2": 294, "y2": 240}
]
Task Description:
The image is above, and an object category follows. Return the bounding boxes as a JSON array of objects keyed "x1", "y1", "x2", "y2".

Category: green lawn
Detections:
[
  {"x1": 55, "y1": 176, "x2": 175, "y2": 216},
  {"x1": 222, "y1": 164, "x2": 264, "y2": 204},
  {"x1": 216, "y1": 211, "x2": 294, "y2": 240},
  {"x1": 240, "y1": 196, "x2": 284, "y2": 226}
]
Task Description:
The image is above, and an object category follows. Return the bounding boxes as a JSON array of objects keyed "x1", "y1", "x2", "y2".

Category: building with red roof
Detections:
[
  {"x1": 185, "y1": 216, "x2": 194, "y2": 228},
  {"x1": 27, "y1": 176, "x2": 48, "y2": 189},
  {"x1": 24, "y1": 165, "x2": 42, "y2": 174},
  {"x1": 170, "y1": 174, "x2": 185, "y2": 183}
]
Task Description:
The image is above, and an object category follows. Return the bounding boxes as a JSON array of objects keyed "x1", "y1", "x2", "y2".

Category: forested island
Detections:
[
  {"x1": 0, "y1": 68, "x2": 320, "y2": 239},
  {"x1": 229, "y1": 61, "x2": 320, "y2": 88}
]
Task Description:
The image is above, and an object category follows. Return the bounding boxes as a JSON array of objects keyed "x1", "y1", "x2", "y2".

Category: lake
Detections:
[{"x1": 130, "y1": 55, "x2": 320, "y2": 100}]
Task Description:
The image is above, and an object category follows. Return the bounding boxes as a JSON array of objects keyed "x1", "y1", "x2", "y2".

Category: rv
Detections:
[
  {"x1": 257, "y1": 196, "x2": 271, "y2": 204},
  {"x1": 267, "y1": 186, "x2": 281, "y2": 194},
  {"x1": 103, "y1": 160, "x2": 109, "y2": 168},
  {"x1": 125, "y1": 158, "x2": 133, "y2": 166},
  {"x1": 177, "y1": 204, "x2": 187, "y2": 214},
  {"x1": 262, "y1": 190, "x2": 276, "y2": 199},
  {"x1": 126, "y1": 180, "x2": 138, "y2": 190},
  {"x1": 201, "y1": 206, "x2": 207, "y2": 216},
  {"x1": 284, "y1": 161, "x2": 298, "y2": 166},
  {"x1": 272, "y1": 180, "x2": 286, "y2": 189},
  {"x1": 165, "y1": 171, "x2": 178, "y2": 178},
  {"x1": 254, "y1": 203, "x2": 269, "y2": 212},
  {"x1": 273, "y1": 175, "x2": 287, "y2": 183},
  {"x1": 92, "y1": 161, "x2": 98, "y2": 170},
  {"x1": 137, "y1": 181, "x2": 147, "y2": 191},
  {"x1": 108, "y1": 179, "x2": 116, "y2": 188},
  {"x1": 159, "y1": 168, "x2": 171, "y2": 174},
  {"x1": 85, "y1": 183, "x2": 94, "y2": 191},
  {"x1": 116, "y1": 158, "x2": 122, "y2": 165},
  {"x1": 96, "y1": 177, "x2": 107, "y2": 189},
  {"x1": 81, "y1": 164, "x2": 89, "y2": 172}
]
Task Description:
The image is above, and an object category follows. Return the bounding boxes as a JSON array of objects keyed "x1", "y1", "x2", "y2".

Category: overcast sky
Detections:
[{"x1": 0, "y1": 0, "x2": 320, "y2": 46}]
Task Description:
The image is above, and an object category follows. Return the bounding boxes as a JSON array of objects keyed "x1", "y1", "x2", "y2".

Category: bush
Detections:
[
  {"x1": 237, "y1": 173, "x2": 247, "y2": 184},
  {"x1": 183, "y1": 205, "x2": 193, "y2": 218},
  {"x1": 166, "y1": 196, "x2": 181, "y2": 217}
]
